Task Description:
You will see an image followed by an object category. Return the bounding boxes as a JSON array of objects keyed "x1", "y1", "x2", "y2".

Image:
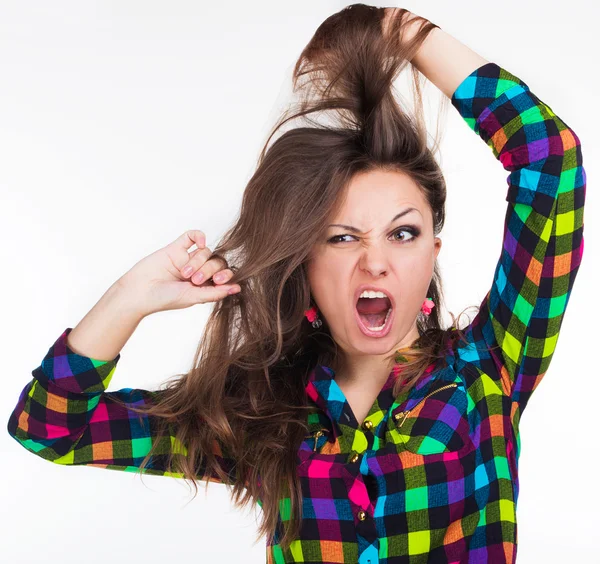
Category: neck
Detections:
[{"x1": 332, "y1": 325, "x2": 420, "y2": 388}]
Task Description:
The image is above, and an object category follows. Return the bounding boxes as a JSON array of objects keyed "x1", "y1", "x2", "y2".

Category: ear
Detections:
[{"x1": 433, "y1": 236, "x2": 442, "y2": 260}]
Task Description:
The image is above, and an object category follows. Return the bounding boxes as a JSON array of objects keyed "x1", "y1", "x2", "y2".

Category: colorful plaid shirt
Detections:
[{"x1": 7, "y1": 61, "x2": 585, "y2": 563}]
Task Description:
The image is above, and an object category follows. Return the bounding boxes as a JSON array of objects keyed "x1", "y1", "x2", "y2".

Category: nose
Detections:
[{"x1": 358, "y1": 245, "x2": 390, "y2": 277}]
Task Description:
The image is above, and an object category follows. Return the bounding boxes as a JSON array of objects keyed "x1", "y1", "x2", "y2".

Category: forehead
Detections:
[{"x1": 332, "y1": 169, "x2": 428, "y2": 221}]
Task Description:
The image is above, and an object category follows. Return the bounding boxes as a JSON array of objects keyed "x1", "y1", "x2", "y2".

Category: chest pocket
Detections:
[{"x1": 391, "y1": 380, "x2": 471, "y2": 455}]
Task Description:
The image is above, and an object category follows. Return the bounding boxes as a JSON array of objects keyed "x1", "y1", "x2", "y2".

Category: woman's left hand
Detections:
[{"x1": 382, "y1": 8, "x2": 428, "y2": 48}]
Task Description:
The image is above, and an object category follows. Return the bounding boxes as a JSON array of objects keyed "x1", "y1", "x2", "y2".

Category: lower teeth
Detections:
[{"x1": 364, "y1": 308, "x2": 391, "y2": 332}]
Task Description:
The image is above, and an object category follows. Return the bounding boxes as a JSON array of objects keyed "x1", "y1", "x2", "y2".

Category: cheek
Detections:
[
  {"x1": 308, "y1": 249, "x2": 352, "y2": 288},
  {"x1": 307, "y1": 256, "x2": 351, "y2": 315},
  {"x1": 408, "y1": 255, "x2": 433, "y2": 280},
  {"x1": 394, "y1": 256, "x2": 433, "y2": 300},
  {"x1": 400, "y1": 245, "x2": 433, "y2": 272}
]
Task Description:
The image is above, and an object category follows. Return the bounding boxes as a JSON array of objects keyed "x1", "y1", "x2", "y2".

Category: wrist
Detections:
[
  {"x1": 403, "y1": 14, "x2": 439, "y2": 63},
  {"x1": 402, "y1": 11, "x2": 425, "y2": 44},
  {"x1": 108, "y1": 278, "x2": 148, "y2": 322},
  {"x1": 66, "y1": 280, "x2": 145, "y2": 361}
]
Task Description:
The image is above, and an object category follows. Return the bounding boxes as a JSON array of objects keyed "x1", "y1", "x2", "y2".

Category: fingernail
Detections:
[
  {"x1": 228, "y1": 287, "x2": 240, "y2": 295},
  {"x1": 213, "y1": 274, "x2": 223, "y2": 282},
  {"x1": 182, "y1": 266, "x2": 193, "y2": 276}
]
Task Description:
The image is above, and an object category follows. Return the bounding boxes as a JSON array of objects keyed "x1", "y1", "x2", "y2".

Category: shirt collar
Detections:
[
  {"x1": 304, "y1": 363, "x2": 401, "y2": 439},
  {"x1": 302, "y1": 336, "x2": 459, "y2": 443}
]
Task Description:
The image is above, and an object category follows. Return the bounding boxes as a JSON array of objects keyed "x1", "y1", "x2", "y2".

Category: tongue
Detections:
[{"x1": 356, "y1": 297, "x2": 390, "y2": 329}]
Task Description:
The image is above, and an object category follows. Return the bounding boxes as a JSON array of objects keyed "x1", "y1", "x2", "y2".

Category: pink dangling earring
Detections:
[
  {"x1": 421, "y1": 297, "x2": 435, "y2": 316},
  {"x1": 304, "y1": 305, "x2": 323, "y2": 329}
]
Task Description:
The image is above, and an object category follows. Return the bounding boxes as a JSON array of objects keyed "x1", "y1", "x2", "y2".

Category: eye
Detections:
[
  {"x1": 327, "y1": 234, "x2": 355, "y2": 244},
  {"x1": 327, "y1": 226, "x2": 420, "y2": 245},
  {"x1": 392, "y1": 227, "x2": 420, "y2": 243}
]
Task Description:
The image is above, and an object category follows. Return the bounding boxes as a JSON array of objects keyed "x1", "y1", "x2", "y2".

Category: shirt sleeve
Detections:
[
  {"x1": 450, "y1": 62, "x2": 585, "y2": 416},
  {"x1": 7, "y1": 327, "x2": 236, "y2": 483}
]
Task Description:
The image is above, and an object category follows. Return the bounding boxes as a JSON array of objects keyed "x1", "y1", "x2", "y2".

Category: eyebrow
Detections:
[{"x1": 328, "y1": 207, "x2": 420, "y2": 233}]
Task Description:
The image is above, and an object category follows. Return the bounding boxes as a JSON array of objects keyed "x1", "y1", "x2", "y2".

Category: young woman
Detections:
[{"x1": 7, "y1": 5, "x2": 585, "y2": 563}]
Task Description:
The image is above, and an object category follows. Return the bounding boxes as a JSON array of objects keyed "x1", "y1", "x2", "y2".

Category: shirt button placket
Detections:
[
  {"x1": 361, "y1": 419, "x2": 375, "y2": 449},
  {"x1": 353, "y1": 418, "x2": 377, "y2": 542}
]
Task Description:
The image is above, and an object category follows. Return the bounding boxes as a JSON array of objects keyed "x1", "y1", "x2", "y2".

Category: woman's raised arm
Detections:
[
  {"x1": 7, "y1": 228, "x2": 241, "y2": 482},
  {"x1": 401, "y1": 14, "x2": 586, "y2": 417}
]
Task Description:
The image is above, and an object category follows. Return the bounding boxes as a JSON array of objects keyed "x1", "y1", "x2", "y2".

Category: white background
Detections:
[{"x1": 1, "y1": 1, "x2": 597, "y2": 563}]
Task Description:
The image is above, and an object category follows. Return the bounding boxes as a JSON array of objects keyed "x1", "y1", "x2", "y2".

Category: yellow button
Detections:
[
  {"x1": 357, "y1": 510, "x2": 367, "y2": 521},
  {"x1": 362, "y1": 420, "x2": 374, "y2": 431},
  {"x1": 349, "y1": 452, "x2": 359, "y2": 463}
]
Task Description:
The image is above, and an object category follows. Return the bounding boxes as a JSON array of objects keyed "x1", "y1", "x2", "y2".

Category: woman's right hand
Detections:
[{"x1": 116, "y1": 229, "x2": 241, "y2": 318}]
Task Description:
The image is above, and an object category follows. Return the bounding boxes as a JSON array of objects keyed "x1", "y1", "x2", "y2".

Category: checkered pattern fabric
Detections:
[{"x1": 7, "y1": 61, "x2": 585, "y2": 563}]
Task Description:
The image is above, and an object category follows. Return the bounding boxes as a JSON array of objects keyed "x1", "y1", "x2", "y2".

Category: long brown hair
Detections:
[{"x1": 110, "y1": 4, "x2": 495, "y2": 553}]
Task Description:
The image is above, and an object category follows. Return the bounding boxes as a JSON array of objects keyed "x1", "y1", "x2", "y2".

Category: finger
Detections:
[
  {"x1": 189, "y1": 256, "x2": 229, "y2": 286},
  {"x1": 182, "y1": 246, "x2": 207, "y2": 267},
  {"x1": 180, "y1": 246, "x2": 212, "y2": 279},
  {"x1": 182, "y1": 251, "x2": 229, "y2": 285},
  {"x1": 212, "y1": 268, "x2": 234, "y2": 285},
  {"x1": 190, "y1": 283, "x2": 241, "y2": 304},
  {"x1": 172, "y1": 229, "x2": 206, "y2": 253},
  {"x1": 167, "y1": 230, "x2": 208, "y2": 272}
]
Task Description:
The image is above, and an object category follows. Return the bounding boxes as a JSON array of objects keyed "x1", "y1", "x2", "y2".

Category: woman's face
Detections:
[{"x1": 307, "y1": 169, "x2": 442, "y2": 359}]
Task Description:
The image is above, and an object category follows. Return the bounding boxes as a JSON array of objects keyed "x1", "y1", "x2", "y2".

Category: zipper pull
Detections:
[
  {"x1": 394, "y1": 382, "x2": 458, "y2": 429},
  {"x1": 395, "y1": 411, "x2": 411, "y2": 428},
  {"x1": 306, "y1": 428, "x2": 330, "y2": 451},
  {"x1": 313, "y1": 430, "x2": 324, "y2": 451}
]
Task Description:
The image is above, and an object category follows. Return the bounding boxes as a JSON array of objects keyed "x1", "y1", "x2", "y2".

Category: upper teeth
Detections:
[{"x1": 360, "y1": 290, "x2": 388, "y2": 299}]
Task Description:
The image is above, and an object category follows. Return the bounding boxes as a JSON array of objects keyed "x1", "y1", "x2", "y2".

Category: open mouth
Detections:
[{"x1": 355, "y1": 295, "x2": 393, "y2": 334}]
